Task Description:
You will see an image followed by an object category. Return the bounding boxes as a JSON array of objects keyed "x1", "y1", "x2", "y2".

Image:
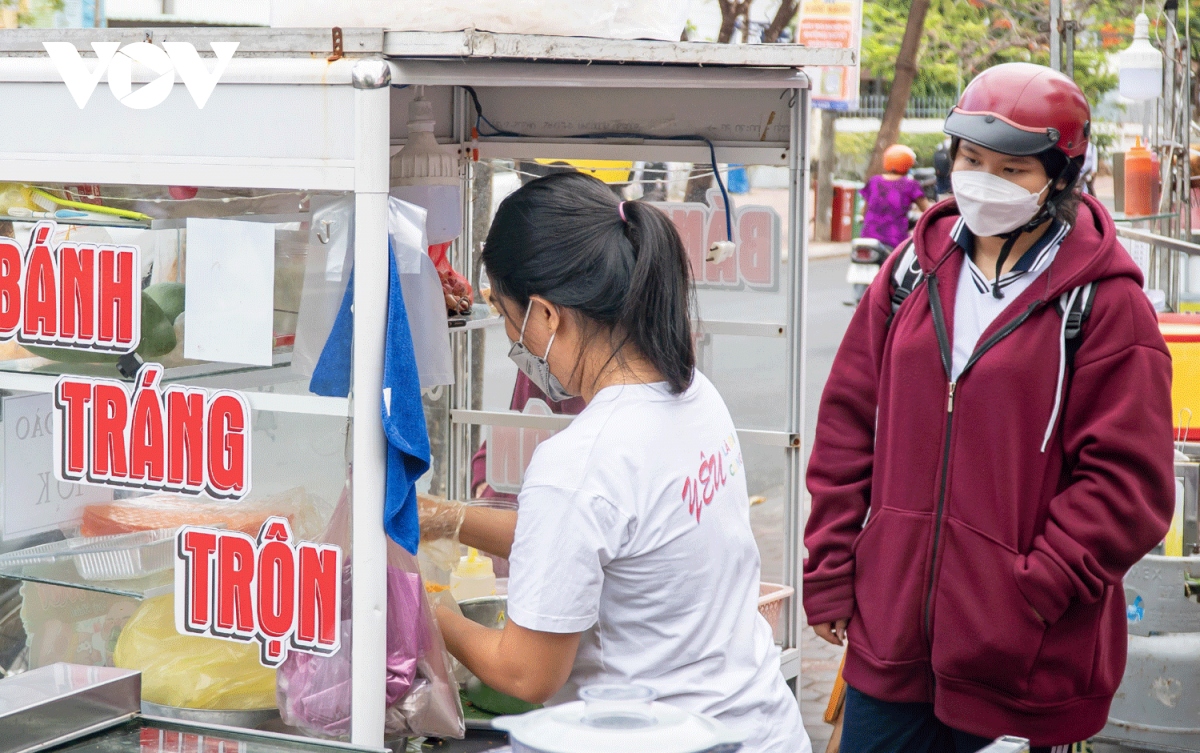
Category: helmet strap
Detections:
[
  {"x1": 992, "y1": 233, "x2": 1021, "y2": 299},
  {"x1": 992, "y1": 176, "x2": 1073, "y2": 299}
]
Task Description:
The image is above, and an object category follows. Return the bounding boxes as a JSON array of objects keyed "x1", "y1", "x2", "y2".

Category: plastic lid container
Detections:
[
  {"x1": 0, "y1": 528, "x2": 177, "y2": 581},
  {"x1": 493, "y1": 684, "x2": 745, "y2": 753},
  {"x1": 451, "y1": 548, "x2": 497, "y2": 601},
  {"x1": 1118, "y1": 13, "x2": 1163, "y2": 101}
]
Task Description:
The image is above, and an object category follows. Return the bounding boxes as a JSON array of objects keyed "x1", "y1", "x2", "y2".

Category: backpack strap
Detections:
[
  {"x1": 886, "y1": 240, "x2": 922, "y2": 327},
  {"x1": 1055, "y1": 281, "x2": 1097, "y2": 370}
]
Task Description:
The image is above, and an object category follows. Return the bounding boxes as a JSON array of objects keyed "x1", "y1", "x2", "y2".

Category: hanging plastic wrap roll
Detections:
[{"x1": 276, "y1": 481, "x2": 465, "y2": 740}]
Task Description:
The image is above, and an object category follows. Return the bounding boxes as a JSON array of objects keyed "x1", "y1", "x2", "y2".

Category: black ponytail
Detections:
[{"x1": 482, "y1": 172, "x2": 695, "y2": 394}]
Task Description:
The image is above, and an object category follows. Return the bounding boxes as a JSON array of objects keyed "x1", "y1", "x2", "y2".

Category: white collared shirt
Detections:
[{"x1": 951, "y1": 218, "x2": 1070, "y2": 380}]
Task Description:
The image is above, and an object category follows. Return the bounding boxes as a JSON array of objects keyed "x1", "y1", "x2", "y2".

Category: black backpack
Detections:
[{"x1": 885, "y1": 240, "x2": 1097, "y2": 367}]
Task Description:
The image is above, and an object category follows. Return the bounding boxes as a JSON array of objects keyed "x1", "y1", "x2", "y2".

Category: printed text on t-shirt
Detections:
[{"x1": 681, "y1": 434, "x2": 741, "y2": 523}]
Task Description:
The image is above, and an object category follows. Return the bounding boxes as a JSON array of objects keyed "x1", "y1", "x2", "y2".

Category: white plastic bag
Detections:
[
  {"x1": 293, "y1": 196, "x2": 355, "y2": 379},
  {"x1": 270, "y1": 0, "x2": 689, "y2": 42},
  {"x1": 293, "y1": 196, "x2": 454, "y2": 389},
  {"x1": 390, "y1": 197, "x2": 454, "y2": 388}
]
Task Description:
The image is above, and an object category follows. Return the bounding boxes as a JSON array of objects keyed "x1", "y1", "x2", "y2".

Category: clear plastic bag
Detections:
[
  {"x1": 113, "y1": 594, "x2": 277, "y2": 710},
  {"x1": 293, "y1": 196, "x2": 355, "y2": 379},
  {"x1": 276, "y1": 482, "x2": 464, "y2": 739},
  {"x1": 80, "y1": 487, "x2": 327, "y2": 541}
]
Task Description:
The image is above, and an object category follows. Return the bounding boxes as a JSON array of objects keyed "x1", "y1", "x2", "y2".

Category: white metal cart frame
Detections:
[{"x1": 0, "y1": 28, "x2": 853, "y2": 747}]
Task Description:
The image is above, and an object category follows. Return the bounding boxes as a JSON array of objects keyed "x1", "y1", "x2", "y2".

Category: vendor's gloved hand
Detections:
[{"x1": 418, "y1": 494, "x2": 466, "y2": 542}]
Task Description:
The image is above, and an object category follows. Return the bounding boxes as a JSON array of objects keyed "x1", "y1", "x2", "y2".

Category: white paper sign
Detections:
[
  {"x1": 184, "y1": 218, "x2": 276, "y2": 366},
  {"x1": 3, "y1": 393, "x2": 111, "y2": 540}
]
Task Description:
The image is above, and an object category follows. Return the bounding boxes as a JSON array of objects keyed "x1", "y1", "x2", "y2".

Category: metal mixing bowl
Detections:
[
  {"x1": 455, "y1": 595, "x2": 540, "y2": 719},
  {"x1": 459, "y1": 595, "x2": 507, "y2": 630}
]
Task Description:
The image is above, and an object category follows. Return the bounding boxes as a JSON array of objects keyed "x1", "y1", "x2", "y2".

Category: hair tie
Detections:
[{"x1": 618, "y1": 201, "x2": 628, "y2": 223}]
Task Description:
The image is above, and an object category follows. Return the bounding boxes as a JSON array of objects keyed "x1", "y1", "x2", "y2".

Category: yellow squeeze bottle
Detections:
[{"x1": 450, "y1": 548, "x2": 496, "y2": 601}]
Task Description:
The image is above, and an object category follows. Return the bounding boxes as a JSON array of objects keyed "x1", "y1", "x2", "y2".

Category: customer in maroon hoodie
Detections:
[{"x1": 804, "y1": 63, "x2": 1174, "y2": 752}]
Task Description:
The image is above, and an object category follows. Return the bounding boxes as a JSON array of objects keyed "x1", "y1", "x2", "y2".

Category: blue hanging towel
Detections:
[{"x1": 309, "y1": 243, "x2": 431, "y2": 554}]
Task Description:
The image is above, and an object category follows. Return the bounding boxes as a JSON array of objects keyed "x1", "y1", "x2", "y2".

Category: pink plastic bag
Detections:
[{"x1": 277, "y1": 482, "x2": 464, "y2": 739}]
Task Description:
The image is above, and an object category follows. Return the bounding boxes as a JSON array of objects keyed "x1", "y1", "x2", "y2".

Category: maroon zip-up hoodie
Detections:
[{"x1": 804, "y1": 195, "x2": 1174, "y2": 746}]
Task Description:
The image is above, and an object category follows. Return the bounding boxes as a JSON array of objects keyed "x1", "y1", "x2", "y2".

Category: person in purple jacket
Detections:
[{"x1": 860, "y1": 144, "x2": 931, "y2": 249}]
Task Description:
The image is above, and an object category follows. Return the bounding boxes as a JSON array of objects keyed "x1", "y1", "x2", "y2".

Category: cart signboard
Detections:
[
  {"x1": 175, "y1": 517, "x2": 343, "y2": 667},
  {"x1": 0, "y1": 222, "x2": 141, "y2": 354},
  {"x1": 53, "y1": 363, "x2": 252, "y2": 500},
  {"x1": 654, "y1": 190, "x2": 781, "y2": 292}
]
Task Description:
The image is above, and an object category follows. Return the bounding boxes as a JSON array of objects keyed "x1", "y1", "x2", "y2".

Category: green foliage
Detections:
[
  {"x1": 16, "y1": 0, "x2": 66, "y2": 26},
  {"x1": 835, "y1": 131, "x2": 947, "y2": 180},
  {"x1": 861, "y1": 0, "x2": 1127, "y2": 107}
]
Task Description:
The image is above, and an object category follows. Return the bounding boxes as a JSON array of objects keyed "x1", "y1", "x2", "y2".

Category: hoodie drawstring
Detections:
[{"x1": 1041, "y1": 286, "x2": 1081, "y2": 453}]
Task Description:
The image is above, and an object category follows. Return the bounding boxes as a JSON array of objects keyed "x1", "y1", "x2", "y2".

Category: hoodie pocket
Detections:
[
  {"x1": 930, "y1": 519, "x2": 1047, "y2": 696},
  {"x1": 850, "y1": 507, "x2": 933, "y2": 664}
]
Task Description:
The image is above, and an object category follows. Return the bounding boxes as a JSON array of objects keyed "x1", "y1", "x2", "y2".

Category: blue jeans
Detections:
[{"x1": 839, "y1": 685, "x2": 1076, "y2": 753}]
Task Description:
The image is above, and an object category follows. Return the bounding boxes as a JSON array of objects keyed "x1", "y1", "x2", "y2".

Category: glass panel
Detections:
[
  {"x1": 0, "y1": 185, "x2": 352, "y2": 385},
  {"x1": 0, "y1": 184, "x2": 355, "y2": 735},
  {"x1": 465, "y1": 159, "x2": 794, "y2": 642}
]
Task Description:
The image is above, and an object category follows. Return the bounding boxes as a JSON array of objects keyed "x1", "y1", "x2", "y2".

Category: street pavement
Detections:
[
  {"x1": 800, "y1": 628, "x2": 846, "y2": 753},
  {"x1": 749, "y1": 254, "x2": 853, "y2": 751}
]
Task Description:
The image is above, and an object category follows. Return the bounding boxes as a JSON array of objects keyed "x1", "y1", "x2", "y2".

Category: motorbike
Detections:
[
  {"x1": 846, "y1": 237, "x2": 894, "y2": 305},
  {"x1": 845, "y1": 168, "x2": 936, "y2": 305}
]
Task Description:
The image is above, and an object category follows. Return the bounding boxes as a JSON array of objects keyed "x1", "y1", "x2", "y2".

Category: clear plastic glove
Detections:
[
  {"x1": 417, "y1": 495, "x2": 465, "y2": 593},
  {"x1": 418, "y1": 494, "x2": 465, "y2": 542}
]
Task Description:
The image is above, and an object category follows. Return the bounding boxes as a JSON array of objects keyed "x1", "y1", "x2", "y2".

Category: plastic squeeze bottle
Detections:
[
  {"x1": 450, "y1": 548, "x2": 496, "y2": 601},
  {"x1": 1124, "y1": 137, "x2": 1155, "y2": 217}
]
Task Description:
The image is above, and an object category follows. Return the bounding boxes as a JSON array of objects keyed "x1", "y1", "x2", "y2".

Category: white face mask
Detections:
[{"x1": 951, "y1": 170, "x2": 1053, "y2": 237}]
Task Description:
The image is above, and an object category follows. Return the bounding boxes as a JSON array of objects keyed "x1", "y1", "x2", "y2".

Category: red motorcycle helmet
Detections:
[{"x1": 944, "y1": 62, "x2": 1090, "y2": 159}]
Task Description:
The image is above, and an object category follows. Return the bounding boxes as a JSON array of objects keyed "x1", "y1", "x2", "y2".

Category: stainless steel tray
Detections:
[{"x1": 0, "y1": 663, "x2": 140, "y2": 753}]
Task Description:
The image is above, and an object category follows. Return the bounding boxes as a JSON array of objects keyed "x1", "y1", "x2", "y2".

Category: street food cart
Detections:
[{"x1": 0, "y1": 27, "x2": 851, "y2": 749}]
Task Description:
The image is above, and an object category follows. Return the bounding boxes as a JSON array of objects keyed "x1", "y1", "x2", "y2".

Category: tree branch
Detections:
[
  {"x1": 763, "y1": 0, "x2": 799, "y2": 43},
  {"x1": 866, "y1": 0, "x2": 933, "y2": 178}
]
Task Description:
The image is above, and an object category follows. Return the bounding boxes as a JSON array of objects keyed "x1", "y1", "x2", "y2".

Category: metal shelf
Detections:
[
  {"x1": 0, "y1": 353, "x2": 350, "y2": 417},
  {"x1": 449, "y1": 409, "x2": 798, "y2": 448},
  {"x1": 2, "y1": 213, "x2": 149, "y2": 230},
  {"x1": 0, "y1": 557, "x2": 172, "y2": 600}
]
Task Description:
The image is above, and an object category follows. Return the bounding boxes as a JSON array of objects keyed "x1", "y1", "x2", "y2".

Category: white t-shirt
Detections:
[
  {"x1": 951, "y1": 217, "x2": 1068, "y2": 380},
  {"x1": 507, "y1": 372, "x2": 809, "y2": 753}
]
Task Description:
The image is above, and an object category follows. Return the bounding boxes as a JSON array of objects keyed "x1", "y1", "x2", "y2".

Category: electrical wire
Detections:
[
  {"x1": 488, "y1": 161, "x2": 731, "y2": 188},
  {"x1": 462, "y1": 86, "x2": 735, "y2": 242}
]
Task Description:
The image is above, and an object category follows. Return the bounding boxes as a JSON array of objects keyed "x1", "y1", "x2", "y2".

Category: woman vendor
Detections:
[{"x1": 423, "y1": 172, "x2": 809, "y2": 753}]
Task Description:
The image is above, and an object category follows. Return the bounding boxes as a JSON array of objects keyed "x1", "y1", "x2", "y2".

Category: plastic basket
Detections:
[{"x1": 757, "y1": 582, "x2": 795, "y2": 636}]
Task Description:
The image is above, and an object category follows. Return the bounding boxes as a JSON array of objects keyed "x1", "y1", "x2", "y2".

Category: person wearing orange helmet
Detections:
[
  {"x1": 859, "y1": 144, "x2": 931, "y2": 250},
  {"x1": 806, "y1": 62, "x2": 1173, "y2": 752}
]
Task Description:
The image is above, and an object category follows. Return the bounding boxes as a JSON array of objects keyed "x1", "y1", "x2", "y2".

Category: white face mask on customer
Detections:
[{"x1": 952, "y1": 170, "x2": 1053, "y2": 237}]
